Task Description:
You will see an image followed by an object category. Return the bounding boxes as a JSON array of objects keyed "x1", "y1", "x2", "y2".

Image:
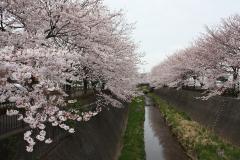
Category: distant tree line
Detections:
[{"x1": 151, "y1": 15, "x2": 240, "y2": 98}]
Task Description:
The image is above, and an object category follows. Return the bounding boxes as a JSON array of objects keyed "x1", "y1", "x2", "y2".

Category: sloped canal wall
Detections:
[
  {"x1": 0, "y1": 106, "x2": 128, "y2": 160},
  {"x1": 43, "y1": 106, "x2": 128, "y2": 160},
  {"x1": 154, "y1": 87, "x2": 240, "y2": 146}
]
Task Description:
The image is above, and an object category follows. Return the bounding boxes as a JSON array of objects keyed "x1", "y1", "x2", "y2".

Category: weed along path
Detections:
[{"x1": 144, "y1": 96, "x2": 188, "y2": 160}]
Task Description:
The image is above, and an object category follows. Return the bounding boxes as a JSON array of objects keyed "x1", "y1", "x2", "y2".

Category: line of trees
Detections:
[
  {"x1": 0, "y1": 0, "x2": 140, "y2": 152},
  {"x1": 151, "y1": 15, "x2": 240, "y2": 98}
]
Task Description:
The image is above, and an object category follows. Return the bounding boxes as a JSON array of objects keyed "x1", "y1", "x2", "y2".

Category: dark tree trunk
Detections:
[
  {"x1": 233, "y1": 68, "x2": 238, "y2": 89},
  {"x1": 231, "y1": 67, "x2": 239, "y2": 96},
  {"x1": 83, "y1": 78, "x2": 88, "y2": 94},
  {"x1": 0, "y1": 8, "x2": 5, "y2": 32},
  {"x1": 83, "y1": 66, "x2": 89, "y2": 95},
  {"x1": 193, "y1": 78, "x2": 196, "y2": 89},
  {"x1": 91, "y1": 81, "x2": 98, "y2": 92},
  {"x1": 101, "y1": 82, "x2": 106, "y2": 91}
]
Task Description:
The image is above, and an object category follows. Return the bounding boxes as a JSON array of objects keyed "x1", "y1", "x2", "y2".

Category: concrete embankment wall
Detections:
[
  {"x1": 154, "y1": 87, "x2": 240, "y2": 146},
  {"x1": 43, "y1": 106, "x2": 128, "y2": 160},
  {"x1": 0, "y1": 106, "x2": 128, "y2": 160}
]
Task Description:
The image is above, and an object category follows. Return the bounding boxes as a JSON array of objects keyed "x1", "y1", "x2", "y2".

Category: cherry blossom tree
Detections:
[
  {"x1": 0, "y1": 0, "x2": 140, "y2": 152},
  {"x1": 151, "y1": 14, "x2": 240, "y2": 97}
]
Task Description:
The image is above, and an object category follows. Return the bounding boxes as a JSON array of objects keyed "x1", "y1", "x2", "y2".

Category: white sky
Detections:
[{"x1": 104, "y1": 0, "x2": 240, "y2": 73}]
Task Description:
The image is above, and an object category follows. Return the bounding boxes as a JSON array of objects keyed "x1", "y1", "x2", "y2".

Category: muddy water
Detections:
[{"x1": 144, "y1": 96, "x2": 189, "y2": 160}]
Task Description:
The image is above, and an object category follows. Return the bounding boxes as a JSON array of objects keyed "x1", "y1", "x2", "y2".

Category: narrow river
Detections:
[{"x1": 144, "y1": 96, "x2": 189, "y2": 160}]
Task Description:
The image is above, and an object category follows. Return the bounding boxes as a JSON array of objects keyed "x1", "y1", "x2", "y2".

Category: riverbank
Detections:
[
  {"x1": 149, "y1": 93, "x2": 240, "y2": 160},
  {"x1": 154, "y1": 87, "x2": 240, "y2": 146},
  {"x1": 119, "y1": 97, "x2": 145, "y2": 160}
]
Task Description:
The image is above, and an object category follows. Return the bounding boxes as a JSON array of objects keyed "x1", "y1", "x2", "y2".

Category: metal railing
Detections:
[{"x1": 0, "y1": 103, "x2": 26, "y2": 137}]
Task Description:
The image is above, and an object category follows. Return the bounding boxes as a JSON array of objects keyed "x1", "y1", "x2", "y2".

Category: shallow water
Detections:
[{"x1": 144, "y1": 96, "x2": 189, "y2": 160}]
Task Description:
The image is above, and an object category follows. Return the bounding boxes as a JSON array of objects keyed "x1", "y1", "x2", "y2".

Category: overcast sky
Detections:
[{"x1": 104, "y1": 0, "x2": 240, "y2": 73}]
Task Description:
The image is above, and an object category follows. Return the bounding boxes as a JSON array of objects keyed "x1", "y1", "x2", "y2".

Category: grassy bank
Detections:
[
  {"x1": 149, "y1": 93, "x2": 240, "y2": 160},
  {"x1": 119, "y1": 97, "x2": 145, "y2": 160}
]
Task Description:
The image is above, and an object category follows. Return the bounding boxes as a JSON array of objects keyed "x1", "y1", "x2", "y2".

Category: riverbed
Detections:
[{"x1": 144, "y1": 96, "x2": 188, "y2": 160}]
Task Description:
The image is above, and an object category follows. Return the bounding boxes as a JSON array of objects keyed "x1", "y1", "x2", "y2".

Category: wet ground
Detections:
[{"x1": 144, "y1": 96, "x2": 189, "y2": 160}]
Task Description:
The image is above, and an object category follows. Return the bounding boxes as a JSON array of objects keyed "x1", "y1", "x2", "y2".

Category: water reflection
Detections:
[{"x1": 144, "y1": 96, "x2": 189, "y2": 160}]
